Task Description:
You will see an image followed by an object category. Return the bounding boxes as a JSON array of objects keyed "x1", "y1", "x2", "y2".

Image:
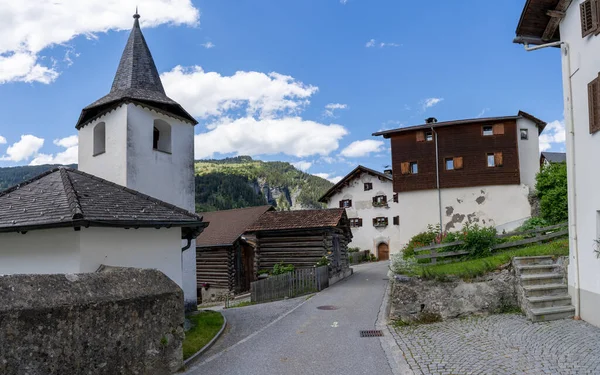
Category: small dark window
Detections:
[
  {"x1": 393, "y1": 193, "x2": 398, "y2": 203},
  {"x1": 372, "y1": 195, "x2": 387, "y2": 207},
  {"x1": 410, "y1": 162, "x2": 418, "y2": 174},
  {"x1": 153, "y1": 127, "x2": 160, "y2": 149},
  {"x1": 393, "y1": 216, "x2": 399, "y2": 225},
  {"x1": 373, "y1": 217, "x2": 388, "y2": 227},
  {"x1": 350, "y1": 218, "x2": 363, "y2": 227},
  {"x1": 425, "y1": 131, "x2": 433, "y2": 142},
  {"x1": 488, "y1": 152, "x2": 503, "y2": 168},
  {"x1": 482, "y1": 126, "x2": 493, "y2": 136},
  {"x1": 487, "y1": 153, "x2": 495, "y2": 167},
  {"x1": 364, "y1": 182, "x2": 373, "y2": 191},
  {"x1": 589, "y1": 76, "x2": 600, "y2": 134},
  {"x1": 339, "y1": 199, "x2": 352, "y2": 208},
  {"x1": 445, "y1": 158, "x2": 454, "y2": 170},
  {"x1": 520, "y1": 129, "x2": 529, "y2": 140}
]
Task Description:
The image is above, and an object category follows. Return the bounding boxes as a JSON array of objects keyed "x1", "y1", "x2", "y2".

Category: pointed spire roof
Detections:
[{"x1": 75, "y1": 12, "x2": 197, "y2": 129}]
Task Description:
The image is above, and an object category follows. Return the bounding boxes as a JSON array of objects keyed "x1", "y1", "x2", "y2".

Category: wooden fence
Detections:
[
  {"x1": 414, "y1": 222, "x2": 568, "y2": 265},
  {"x1": 250, "y1": 266, "x2": 329, "y2": 303}
]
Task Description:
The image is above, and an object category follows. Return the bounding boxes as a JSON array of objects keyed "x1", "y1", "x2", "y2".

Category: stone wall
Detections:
[
  {"x1": 390, "y1": 270, "x2": 517, "y2": 323},
  {"x1": 0, "y1": 269, "x2": 184, "y2": 375}
]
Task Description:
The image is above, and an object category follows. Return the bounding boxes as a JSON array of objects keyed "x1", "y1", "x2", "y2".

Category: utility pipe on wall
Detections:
[{"x1": 432, "y1": 127, "x2": 443, "y2": 233}]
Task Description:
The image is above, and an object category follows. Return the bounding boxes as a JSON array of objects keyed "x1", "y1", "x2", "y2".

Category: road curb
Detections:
[{"x1": 183, "y1": 312, "x2": 227, "y2": 368}]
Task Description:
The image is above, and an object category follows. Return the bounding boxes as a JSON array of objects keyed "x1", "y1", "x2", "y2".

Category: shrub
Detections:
[
  {"x1": 272, "y1": 262, "x2": 295, "y2": 275},
  {"x1": 391, "y1": 254, "x2": 419, "y2": 275},
  {"x1": 461, "y1": 223, "x2": 497, "y2": 258},
  {"x1": 316, "y1": 256, "x2": 330, "y2": 267},
  {"x1": 518, "y1": 217, "x2": 549, "y2": 232},
  {"x1": 402, "y1": 224, "x2": 440, "y2": 259},
  {"x1": 370, "y1": 254, "x2": 377, "y2": 262},
  {"x1": 348, "y1": 247, "x2": 360, "y2": 253},
  {"x1": 535, "y1": 162, "x2": 568, "y2": 224}
]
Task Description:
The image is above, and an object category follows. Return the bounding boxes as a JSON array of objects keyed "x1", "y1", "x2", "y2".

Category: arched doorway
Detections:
[{"x1": 377, "y1": 242, "x2": 389, "y2": 261}]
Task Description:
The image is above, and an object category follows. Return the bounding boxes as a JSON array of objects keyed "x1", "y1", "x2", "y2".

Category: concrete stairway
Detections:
[{"x1": 513, "y1": 256, "x2": 575, "y2": 322}]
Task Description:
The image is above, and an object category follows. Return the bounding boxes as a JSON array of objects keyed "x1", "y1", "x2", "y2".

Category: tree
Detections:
[{"x1": 535, "y1": 162, "x2": 568, "y2": 224}]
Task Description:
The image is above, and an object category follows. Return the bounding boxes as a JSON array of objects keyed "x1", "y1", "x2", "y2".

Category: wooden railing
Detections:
[
  {"x1": 250, "y1": 266, "x2": 329, "y2": 303},
  {"x1": 414, "y1": 222, "x2": 568, "y2": 265}
]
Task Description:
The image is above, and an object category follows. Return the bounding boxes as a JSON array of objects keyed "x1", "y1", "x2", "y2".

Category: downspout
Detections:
[
  {"x1": 182, "y1": 237, "x2": 192, "y2": 251},
  {"x1": 432, "y1": 127, "x2": 443, "y2": 232},
  {"x1": 524, "y1": 41, "x2": 580, "y2": 318}
]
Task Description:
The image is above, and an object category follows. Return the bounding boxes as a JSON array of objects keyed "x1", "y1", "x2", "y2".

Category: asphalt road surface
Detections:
[{"x1": 185, "y1": 261, "x2": 399, "y2": 375}]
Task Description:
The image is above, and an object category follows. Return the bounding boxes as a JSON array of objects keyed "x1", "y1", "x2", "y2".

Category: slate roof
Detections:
[
  {"x1": 196, "y1": 205, "x2": 274, "y2": 248},
  {"x1": 75, "y1": 13, "x2": 197, "y2": 129},
  {"x1": 0, "y1": 167, "x2": 206, "y2": 237},
  {"x1": 246, "y1": 209, "x2": 347, "y2": 232},
  {"x1": 541, "y1": 151, "x2": 566, "y2": 163},
  {"x1": 319, "y1": 165, "x2": 392, "y2": 202},
  {"x1": 373, "y1": 111, "x2": 547, "y2": 138}
]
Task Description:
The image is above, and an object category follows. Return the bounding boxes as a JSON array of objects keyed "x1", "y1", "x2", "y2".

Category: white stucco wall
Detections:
[
  {"x1": 78, "y1": 105, "x2": 128, "y2": 185},
  {"x1": 0, "y1": 228, "x2": 80, "y2": 275},
  {"x1": 79, "y1": 227, "x2": 183, "y2": 287},
  {"x1": 325, "y1": 172, "x2": 402, "y2": 256},
  {"x1": 516, "y1": 117, "x2": 541, "y2": 190},
  {"x1": 559, "y1": 0, "x2": 600, "y2": 327}
]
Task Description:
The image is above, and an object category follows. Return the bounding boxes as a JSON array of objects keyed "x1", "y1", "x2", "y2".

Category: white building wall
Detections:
[
  {"x1": 79, "y1": 227, "x2": 183, "y2": 287},
  {"x1": 559, "y1": 0, "x2": 600, "y2": 327},
  {"x1": 516, "y1": 117, "x2": 541, "y2": 190},
  {"x1": 325, "y1": 173, "x2": 402, "y2": 256},
  {"x1": 0, "y1": 229, "x2": 80, "y2": 275},
  {"x1": 78, "y1": 105, "x2": 128, "y2": 185}
]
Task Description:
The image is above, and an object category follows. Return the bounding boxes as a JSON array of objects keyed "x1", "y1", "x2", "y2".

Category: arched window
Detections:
[
  {"x1": 93, "y1": 122, "x2": 106, "y2": 156},
  {"x1": 153, "y1": 119, "x2": 171, "y2": 153}
]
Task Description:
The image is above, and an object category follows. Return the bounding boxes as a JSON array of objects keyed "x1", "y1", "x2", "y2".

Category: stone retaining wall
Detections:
[
  {"x1": 0, "y1": 269, "x2": 184, "y2": 375},
  {"x1": 390, "y1": 270, "x2": 518, "y2": 323}
]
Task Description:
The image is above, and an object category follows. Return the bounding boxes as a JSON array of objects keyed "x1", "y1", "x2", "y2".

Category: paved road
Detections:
[{"x1": 185, "y1": 261, "x2": 399, "y2": 375}]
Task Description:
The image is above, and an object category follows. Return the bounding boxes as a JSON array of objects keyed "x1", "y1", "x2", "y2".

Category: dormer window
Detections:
[
  {"x1": 153, "y1": 119, "x2": 172, "y2": 153},
  {"x1": 93, "y1": 122, "x2": 106, "y2": 156}
]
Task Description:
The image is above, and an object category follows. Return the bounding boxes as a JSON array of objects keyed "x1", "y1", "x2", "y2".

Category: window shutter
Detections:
[
  {"x1": 358, "y1": 218, "x2": 363, "y2": 227},
  {"x1": 382, "y1": 195, "x2": 387, "y2": 203},
  {"x1": 493, "y1": 123, "x2": 505, "y2": 135},
  {"x1": 416, "y1": 131, "x2": 425, "y2": 142},
  {"x1": 384, "y1": 217, "x2": 389, "y2": 225},
  {"x1": 393, "y1": 216, "x2": 399, "y2": 225},
  {"x1": 393, "y1": 193, "x2": 398, "y2": 203},
  {"x1": 454, "y1": 156, "x2": 463, "y2": 170},
  {"x1": 581, "y1": 0, "x2": 598, "y2": 37},
  {"x1": 494, "y1": 152, "x2": 503, "y2": 167},
  {"x1": 372, "y1": 218, "x2": 377, "y2": 226},
  {"x1": 339, "y1": 201, "x2": 343, "y2": 208},
  {"x1": 589, "y1": 77, "x2": 600, "y2": 134},
  {"x1": 400, "y1": 162, "x2": 409, "y2": 175}
]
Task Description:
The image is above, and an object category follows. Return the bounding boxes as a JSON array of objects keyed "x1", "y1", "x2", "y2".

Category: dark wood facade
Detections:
[{"x1": 389, "y1": 120, "x2": 521, "y2": 193}]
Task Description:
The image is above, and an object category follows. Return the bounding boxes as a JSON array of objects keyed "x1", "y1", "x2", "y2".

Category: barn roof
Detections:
[
  {"x1": 372, "y1": 111, "x2": 546, "y2": 138},
  {"x1": 0, "y1": 167, "x2": 206, "y2": 237},
  {"x1": 247, "y1": 209, "x2": 347, "y2": 232},
  {"x1": 196, "y1": 205, "x2": 274, "y2": 248},
  {"x1": 75, "y1": 12, "x2": 197, "y2": 129},
  {"x1": 541, "y1": 151, "x2": 567, "y2": 163},
  {"x1": 319, "y1": 165, "x2": 392, "y2": 202}
]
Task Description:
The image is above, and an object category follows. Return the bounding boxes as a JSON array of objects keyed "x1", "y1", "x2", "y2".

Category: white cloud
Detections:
[
  {"x1": 366, "y1": 39, "x2": 376, "y2": 48},
  {"x1": 313, "y1": 172, "x2": 343, "y2": 184},
  {"x1": 340, "y1": 139, "x2": 384, "y2": 157},
  {"x1": 0, "y1": 0, "x2": 199, "y2": 84},
  {"x1": 1, "y1": 135, "x2": 44, "y2": 162},
  {"x1": 201, "y1": 42, "x2": 215, "y2": 49},
  {"x1": 366, "y1": 39, "x2": 400, "y2": 48},
  {"x1": 30, "y1": 135, "x2": 78, "y2": 166},
  {"x1": 0, "y1": 135, "x2": 6, "y2": 144},
  {"x1": 422, "y1": 97, "x2": 443, "y2": 110},
  {"x1": 161, "y1": 66, "x2": 318, "y2": 119},
  {"x1": 477, "y1": 107, "x2": 490, "y2": 118},
  {"x1": 194, "y1": 117, "x2": 348, "y2": 159},
  {"x1": 324, "y1": 103, "x2": 348, "y2": 117},
  {"x1": 292, "y1": 160, "x2": 312, "y2": 171},
  {"x1": 539, "y1": 120, "x2": 566, "y2": 152},
  {"x1": 329, "y1": 176, "x2": 343, "y2": 183},
  {"x1": 340, "y1": 0, "x2": 348, "y2": 4},
  {"x1": 314, "y1": 172, "x2": 330, "y2": 179}
]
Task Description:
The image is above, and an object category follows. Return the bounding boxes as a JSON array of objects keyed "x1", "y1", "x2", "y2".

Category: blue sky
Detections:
[{"x1": 0, "y1": 0, "x2": 566, "y2": 182}]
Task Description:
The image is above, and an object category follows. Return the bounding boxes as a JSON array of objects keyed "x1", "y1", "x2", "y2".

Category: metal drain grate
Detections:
[{"x1": 360, "y1": 330, "x2": 384, "y2": 337}]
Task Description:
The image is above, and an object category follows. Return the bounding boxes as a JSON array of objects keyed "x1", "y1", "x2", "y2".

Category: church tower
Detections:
[{"x1": 76, "y1": 12, "x2": 199, "y2": 309}]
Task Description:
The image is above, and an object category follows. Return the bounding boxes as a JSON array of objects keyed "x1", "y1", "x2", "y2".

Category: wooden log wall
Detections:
[
  {"x1": 196, "y1": 246, "x2": 232, "y2": 291},
  {"x1": 256, "y1": 233, "x2": 327, "y2": 271}
]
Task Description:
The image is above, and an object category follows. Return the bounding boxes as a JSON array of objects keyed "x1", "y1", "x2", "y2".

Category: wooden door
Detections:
[
  {"x1": 377, "y1": 243, "x2": 389, "y2": 261},
  {"x1": 239, "y1": 244, "x2": 255, "y2": 293}
]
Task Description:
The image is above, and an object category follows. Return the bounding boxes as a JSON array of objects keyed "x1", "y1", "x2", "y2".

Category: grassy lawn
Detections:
[
  {"x1": 183, "y1": 310, "x2": 225, "y2": 360},
  {"x1": 410, "y1": 238, "x2": 569, "y2": 280}
]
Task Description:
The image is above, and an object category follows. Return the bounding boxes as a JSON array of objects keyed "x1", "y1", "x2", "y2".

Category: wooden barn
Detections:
[
  {"x1": 246, "y1": 209, "x2": 353, "y2": 278},
  {"x1": 195, "y1": 205, "x2": 273, "y2": 302}
]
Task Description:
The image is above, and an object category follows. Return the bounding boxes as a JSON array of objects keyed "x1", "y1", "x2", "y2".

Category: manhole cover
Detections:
[
  {"x1": 360, "y1": 330, "x2": 384, "y2": 337},
  {"x1": 317, "y1": 305, "x2": 339, "y2": 310}
]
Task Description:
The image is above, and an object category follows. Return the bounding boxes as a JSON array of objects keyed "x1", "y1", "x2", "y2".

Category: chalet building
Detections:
[
  {"x1": 246, "y1": 209, "x2": 353, "y2": 282},
  {"x1": 373, "y1": 111, "x2": 546, "y2": 247},
  {"x1": 195, "y1": 206, "x2": 273, "y2": 302},
  {"x1": 514, "y1": 0, "x2": 600, "y2": 327},
  {"x1": 540, "y1": 151, "x2": 566, "y2": 166},
  {"x1": 0, "y1": 12, "x2": 206, "y2": 310},
  {"x1": 319, "y1": 165, "x2": 399, "y2": 260}
]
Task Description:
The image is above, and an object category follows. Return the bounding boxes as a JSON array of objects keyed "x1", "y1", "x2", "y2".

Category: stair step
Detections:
[
  {"x1": 523, "y1": 283, "x2": 568, "y2": 297},
  {"x1": 520, "y1": 273, "x2": 564, "y2": 286},
  {"x1": 527, "y1": 295, "x2": 572, "y2": 308},
  {"x1": 513, "y1": 255, "x2": 555, "y2": 266},
  {"x1": 516, "y1": 264, "x2": 560, "y2": 275},
  {"x1": 529, "y1": 305, "x2": 575, "y2": 322}
]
